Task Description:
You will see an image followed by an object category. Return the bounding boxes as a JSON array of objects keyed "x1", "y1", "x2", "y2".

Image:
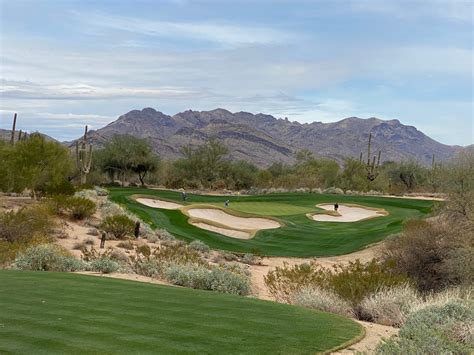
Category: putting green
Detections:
[
  {"x1": 0, "y1": 270, "x2": 363, "y2": 354},
  {"x1": 110, "y1": 188, "x2": 435, "y2": 257}
]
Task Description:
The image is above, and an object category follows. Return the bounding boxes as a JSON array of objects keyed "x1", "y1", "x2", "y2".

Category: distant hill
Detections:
[
  {"x1": 0, "y1": 129, "x2": 57, "y2": 143},
  {"x1": 78, "y1": 107, "x2": 462, "y2": 166}
]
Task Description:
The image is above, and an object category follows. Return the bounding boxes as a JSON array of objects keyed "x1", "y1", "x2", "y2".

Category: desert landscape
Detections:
[{"x1": 1, "y1": 0, "x2": 473, "y2": 354}]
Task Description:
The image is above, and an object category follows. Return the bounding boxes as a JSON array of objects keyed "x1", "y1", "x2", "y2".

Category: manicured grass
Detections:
[
  {"x1": 0, "y1": 270, "x2": 362, "y2": 354},
  {"x1": 110, "y1": 188, "x2": 436, "y2": 257}
]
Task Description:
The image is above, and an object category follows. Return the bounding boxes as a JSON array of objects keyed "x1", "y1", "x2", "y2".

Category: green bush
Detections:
[
  {"x1": 100, "y1": 215, "x2": 135, "y2": 239},
  {"x1": 265, "y1": 259, "x2": 410, "y2": 317},
  {"x1": 164, "y1": 263, "x2": 251, "y2": 296},
  {"x1": 90, "y1": 257, "x2": 120, "y2": 274},
  {"x1": 14, "y1": 244, "x2": 86, "y2": 271},
  {"x1": 0, "y1": 206, "x2": 54, "y2": 243},
  {"x1": 376, "y1": 301, "x2": 474, "y2": 354},
  {"x1": 189, "y1": 240, "x2": 210, "y2": 253},
  {"x1": 68, "y1": 196, "x2": 96, "y2": 220}
]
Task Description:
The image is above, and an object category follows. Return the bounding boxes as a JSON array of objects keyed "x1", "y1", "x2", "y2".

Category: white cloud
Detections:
[
  {"x1": 78, "y1": 12, "x2": 294, "y2": 46},
  {"x1": 1, "y1": 80, "x2": 204, "y2": 100}
]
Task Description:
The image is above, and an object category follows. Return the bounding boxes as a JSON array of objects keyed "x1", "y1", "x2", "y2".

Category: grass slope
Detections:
[
  {"x1": 0, "y1": 271, "x2": 362, "y2": 354},
  {"x1": 110, "y1": 188, "x2": 435, "y2": 257}
]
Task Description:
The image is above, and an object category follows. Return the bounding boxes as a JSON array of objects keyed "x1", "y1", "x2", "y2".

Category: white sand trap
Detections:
[
  {"x1": 135, "y1": 198, "x2": 183, "y2": 210},
  {"x1": 311, "y1": 204, "x2": 387, "y2": 222},
  {"x1": 187, "y1": 208, "x2": 281, "y2": 231},
  {"x1": 191, "y1": 222, "x2": 252, "y2": 239}
]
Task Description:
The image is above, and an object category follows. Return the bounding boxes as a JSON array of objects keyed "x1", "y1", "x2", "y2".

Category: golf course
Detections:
[
  {"x1": 110, "y1": 188, "x2": 434, "y2": 257},
  {"x1": 0, "y1": 270, "x2": 363, "y2": 354}
]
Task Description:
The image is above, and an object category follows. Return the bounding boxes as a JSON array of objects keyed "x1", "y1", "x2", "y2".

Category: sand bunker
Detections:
[
  {"x1": 187, "y1": 208, "x2": 280, "y2": 231},
  {"x1": 311, "y1": 204, "x2": 387, "y2": 222},
  {"x1": 135, "y1": 198, "x2": 183, "y2": 210},
  {"x1": 191, "y1": 222, "x2": 252, "y2": 239},
  {"x1": 186, "y1": 208, "x2": 281, "y2": 238}
]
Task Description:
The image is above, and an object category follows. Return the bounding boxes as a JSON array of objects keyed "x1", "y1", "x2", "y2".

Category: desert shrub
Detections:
[
  {"x1": 413, "y1": 287, "x2": 473, "y2": 313},
  {"x1": 265, "y1": 262, "x2": 324, "y2": 303},
  {"x1": 383, "y1": 217, "x2": 474, "y2": 292},
  {"x1": 99, "y1": 200, "x2": 125, "y2": 218},
  {"x1": 360, "y1": 283, "x2": 421, "y2": 326},
  {"x1": 155, "y1": 228, "x2": 175, "y2": 241},
  {"x1": 87, "y1": 228, "x2": 99, "y2": 236},
  {"x1": 207, "y1": 267, "x2": 251, "y2": 295},
  {"x1": 265, "y1": 259, "x2": 409, "y2": 315},
  {"x1": 145, "y1": 233, "x2": 160, "y2": 243},
  {"x1": 14, "y1": 244, "x2": 86, "y2": 271},
  {"x1": 117, "y1": 240, "x2": 135, "y2": 250},
  {"x1": 129, "y1": 242, "x2": 205, "y2": 278},
  {"x1": 0, "y1": 206, "x2": 54, "y2": 243},
  {"x1": 189, "y1": 240, "x2": 210, "y2": 253},
  {"x1": 221, "y1": 252, "x2": 238, "y2": 262},
  {"x1": 68, "y1": 197, "x2": 96, "y2": 220},
  {"x1": 74, "y1": 189, "x2": 98, "y2": 201},
  {"x1": 164, "y1": 263, "x2": 250, "y2": 296},
  {"x1": 90, "y1": 257, "x2": 120, "y2": 274},
  {"x1": 131, "y1": 258, "x2": 164, "y2": 278},
  {"x1": 109, "y1": 249, "x2": 129, "y2": 263},
  {"x1": 100, "y1": 215, "x2": 135, "y2": 239},
  {"x1": 292, "y1": 286, "x2": 354, "y2": 318},
  {"x1": 376, "y1": 300, "x2": 474, "y2": 354},
  {"x1": 241, "y1": 253, "x2": 258, "y2": 265},
  {"x1": 93, "y1": 186, "x2": 109, "y2": 196},
  {"x1": 73, "y1": 241, "x2": 87, "y2": 250},
  {"x1": 165, "y1": 263, "x2": 210, "y2": 289},
  {"x1": 0, "y1": 235, "x2": 50, "y2": 266}
]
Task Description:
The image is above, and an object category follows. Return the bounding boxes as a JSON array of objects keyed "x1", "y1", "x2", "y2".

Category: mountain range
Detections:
[{"x1": 82, "y1": 108, "x2": 463, "y2": 167}]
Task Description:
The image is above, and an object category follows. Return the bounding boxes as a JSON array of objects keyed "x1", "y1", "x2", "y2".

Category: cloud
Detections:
[
  {"x1": 78, "y1": 12, "x2": 294, "y2": 46},
  {"x1": 1, "y1": 80, "x2": 205, "y2": 101}
]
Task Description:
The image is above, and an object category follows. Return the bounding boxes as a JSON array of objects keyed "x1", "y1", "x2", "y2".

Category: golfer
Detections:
[
  {"x1": 334, "y1": 203, "x2": 339, "y2": 212},
  {"x1": 224, "y1": 199, "x2": 230, "y2": 208}
]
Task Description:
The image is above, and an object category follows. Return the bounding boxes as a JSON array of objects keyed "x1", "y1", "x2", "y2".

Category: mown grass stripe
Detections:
[{"x1": 0, "y1": 271, "x2": 362, "y2": 354}]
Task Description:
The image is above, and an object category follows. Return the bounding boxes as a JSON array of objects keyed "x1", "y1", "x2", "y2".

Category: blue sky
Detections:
[{"x1": 0, "y1": 0, "x2": 472, "y2": 145}]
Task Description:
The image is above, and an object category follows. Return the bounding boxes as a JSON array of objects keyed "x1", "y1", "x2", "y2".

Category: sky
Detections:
[{"x1": 0, "y1": 0, "x2": 473, "y2": 145}]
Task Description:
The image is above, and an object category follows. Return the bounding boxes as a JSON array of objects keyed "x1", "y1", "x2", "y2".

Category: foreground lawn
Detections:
[
  {"x1": 0, "y1": 271, "x2": 362, "y2": 354},
  {"x1": 110, "y1": 188, "x2": 434, "y2": 257}
]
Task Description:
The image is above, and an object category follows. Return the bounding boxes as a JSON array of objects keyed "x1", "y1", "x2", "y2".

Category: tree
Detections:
[
  {"x1": 338, "y1": 158, "x2": 369, "y2": 191},
  {"x1": 441, "y1": 151, "x2": 474, "y2": 220},
  {"x1": 99, "y1": 135, "x2": 160, "y2": 186},
  {"x1": 7, "y1": 133, "x2": 73, "y2": 197},
  {"x1": 173, "y1": 139, "x2": 229, "y2": 188}
]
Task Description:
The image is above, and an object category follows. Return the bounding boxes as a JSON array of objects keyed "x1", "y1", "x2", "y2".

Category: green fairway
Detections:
[
  {"x1": 110, "y1": 188, "x2": 435, "y2": 257},
  {"x1": 0, "y1": 270, "x2": 362, "y2": 354}
]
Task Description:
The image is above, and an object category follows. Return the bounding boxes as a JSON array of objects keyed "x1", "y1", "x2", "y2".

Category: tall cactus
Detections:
[
  {"x1": 428, "y1": 154, "x2": 441, "y2": 191},
  {"x1": 360, "y1": 132, "x2": 381, "y2": 181},
  {"x1": 76, "y1": 125, "x2": 93, "y2": 185},
  {"x1": 10, "y1": 113, "x2": 17, "y2": 145}
]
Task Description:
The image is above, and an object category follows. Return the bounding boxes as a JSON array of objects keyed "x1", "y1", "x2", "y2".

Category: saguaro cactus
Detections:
[
  {"x1": 76, "y1": 125, "x2": 93, "y2": 185},
  {"x1": 10, "y1": 113, "x2": 17, "y2": 145},
  {"x1": 360, "y1": 132, "x2": 381, "y2": 181}
]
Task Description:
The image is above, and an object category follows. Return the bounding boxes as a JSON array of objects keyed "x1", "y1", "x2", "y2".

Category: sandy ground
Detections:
[
  {"x1": 191, "y1": 222, "x2": 251, "y2": 239},
  {"x1": 367, "y1": 194, "x2": 445, "y2": 201},
  {"x1": 135, "y1": 198, "x2": 183, "y2": 210},
  {"x1": 311, "y1": 204, "x2": 387, "y2": 222},
  {"x1": 334, "y1": 320, "x2": 397, "y2": 354},
  {"x1": 187, "y1": 208, "x2": 280, "y2": 231}
]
